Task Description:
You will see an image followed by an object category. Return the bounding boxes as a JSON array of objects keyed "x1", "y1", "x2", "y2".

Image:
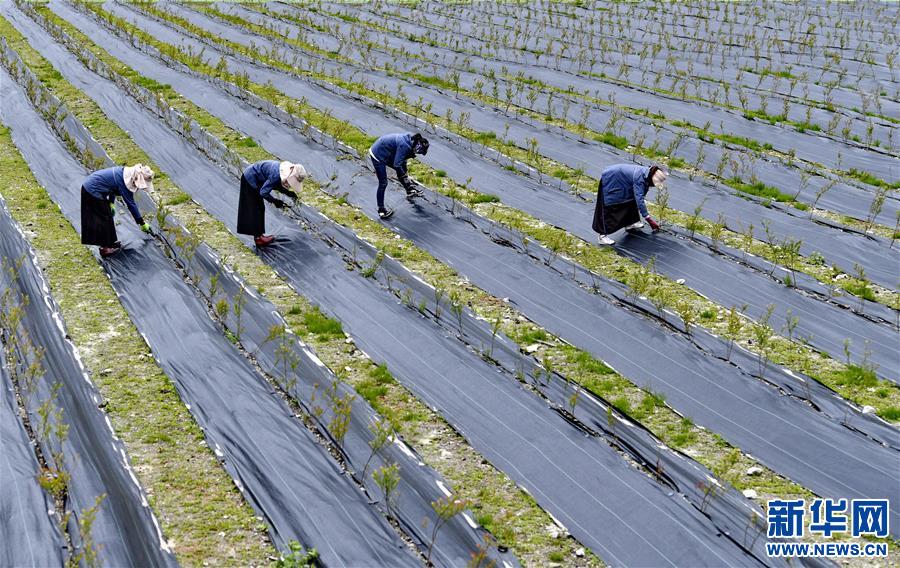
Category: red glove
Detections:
[{"x1": 645, "y1": 215, "x2": 660, "y2": 232}]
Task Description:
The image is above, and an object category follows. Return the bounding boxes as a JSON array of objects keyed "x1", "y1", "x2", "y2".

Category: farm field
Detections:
[{"x1": 0, "y1": 1, "x2": 897, "y2": 566}]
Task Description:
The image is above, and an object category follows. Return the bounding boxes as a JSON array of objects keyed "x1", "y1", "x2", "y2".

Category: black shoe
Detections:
[
  {"x1": 378, "y1": 207, "x2": 394, "y2": 220},
  {"x1": 405, "y1": 186, "x2": 423, "y2": 199}
]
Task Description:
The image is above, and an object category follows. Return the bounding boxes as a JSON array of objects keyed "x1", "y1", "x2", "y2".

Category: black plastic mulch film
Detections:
[
  {"x1": 0, "y1": 1, "x2": 896, "y2": 564},
  {"x1": 9, "y1": 2, "x2": 887, "y2": 566},
  {"x1": 5, "y1": 2, "x2": 803, "y2": 566},
  {"x1": 63, "y1": 0, "x2": 898, "y2": 522},
  {"x1": 0, "y1": 25, "x2": 510, "y2": 567},
  {"x1": 0, "y1": 201, "x2": 174, "y2": 565},
  {"x1": 0, "y1": 209, "x2": 67, "y2": 568},
  {"x1": 116, "y1": 0, "x2": 898, "y2": 376}
]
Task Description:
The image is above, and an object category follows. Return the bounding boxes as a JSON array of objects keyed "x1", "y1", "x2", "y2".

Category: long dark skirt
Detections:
[
  {"x1": 592, "y1": 181, "x2": 640, "y2": 235},
  {"x1": 236, "y1": 174, "x2": 265, "y2": 236},
  {"x1": 80, "y1": 187, "x2": 118, "y2": 247}
]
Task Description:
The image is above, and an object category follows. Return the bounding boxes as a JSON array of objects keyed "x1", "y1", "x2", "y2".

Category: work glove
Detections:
[
  {"x1": 140, "y1": 222, "x2": 151, "y2": 233},
  {"x1": 109, "y1": 202, "x2": 116, "y2": 215},
  {"x1": 271, "y1": 198, "x2": 287, "y2": 210},
  {"x1": 280, "y1": 188, "x2": 298, "y2": 200},
  {"x1": 645, "y1": 215, "x2": 660, "y2": 233}
]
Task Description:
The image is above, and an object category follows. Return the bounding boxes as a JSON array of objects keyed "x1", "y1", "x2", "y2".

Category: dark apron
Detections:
[
  {"x1": 592, "y1": 180, "x2": 640, "y2": 235},
  {"x1": 80, "y1": 187, "x2": 118, "y2": 247},
  {"x1": 236, "y1": 174, "x2": 266, "y2": 236}
]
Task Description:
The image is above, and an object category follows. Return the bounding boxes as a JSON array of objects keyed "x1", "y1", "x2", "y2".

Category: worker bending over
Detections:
[
  {"x1": 81, "y1": 164, "x2": 153, "y2": 258},
  {"x1": 369, "y1": 132, "x2": 429, "y2": 219},
  {"x1": 237, "y1": 160, "x2": 307, "y2": 247},
  {"x1": 593, "y1": 163, "x2": 668, "y2": 245}
]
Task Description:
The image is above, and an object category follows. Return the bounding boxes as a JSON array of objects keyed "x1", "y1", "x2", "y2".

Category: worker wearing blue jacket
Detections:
[
  {"x1": 369, "y1": 132, "x2": 429, "y2": 219},
  {"x1": 80, "y1": 164, "x2": 153, "y2": 257},
  {"x1": 237, "y1": 160, "x2": 307, "y2": 247},
  {"x1": 592, "y1": 163, "x2": 668, "y2": 245}
]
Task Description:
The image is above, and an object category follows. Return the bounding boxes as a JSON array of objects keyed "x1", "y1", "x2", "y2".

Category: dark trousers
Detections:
[
  {"x1": 80, "y1": 187, "x2": 118, "y2": 247},
  {"x1": 372, "y1": 156, "x2": 388, "y2": 210},
  {"x1": 592, "y1": 180, "x2": 640, "y2": 235},
  {"x1": 237, "y1": 174, "x2": 265, "y2": 237}
]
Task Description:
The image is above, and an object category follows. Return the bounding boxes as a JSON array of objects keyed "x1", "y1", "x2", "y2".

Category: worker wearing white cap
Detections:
[
  {"x1": 237, "y1": 160, "x2": 307, "y2": 247},
  {"x1": 80, "y1": 163, "x2": 154, "y2": 257}
]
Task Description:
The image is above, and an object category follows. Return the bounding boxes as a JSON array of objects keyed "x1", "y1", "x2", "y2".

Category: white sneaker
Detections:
[
  {"x1": 626, "y1": 220, "x2": 645, "y2": 230},
  {"x1": 598, "y1": 234, "x2": 615, "y2": 245}
]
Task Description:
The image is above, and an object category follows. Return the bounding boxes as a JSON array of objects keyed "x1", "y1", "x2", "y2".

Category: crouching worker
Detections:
[
  {"x1": 592, "y1": 163, "x2": 668, "y2": 245},
  {"x1": 369, "y1": 132, "x2": 429, "y2": 219},
  {"x1": 237, "y1": 160, "x2": 307, "y2": 247},
  {"x1": 81, "y1": 164, "x2": 153, "y2": 258}
]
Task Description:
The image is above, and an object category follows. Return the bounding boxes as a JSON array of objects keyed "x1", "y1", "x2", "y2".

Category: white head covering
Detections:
[
  {"x1": 651, "y1": 169, "x2": 668, "y2": 188},
  {"x1": 123, "y1": 164, "x2": 154, "y2": 193},
  {"x1": 279, "y1": 161, "x2": 307, "y2": 192}
]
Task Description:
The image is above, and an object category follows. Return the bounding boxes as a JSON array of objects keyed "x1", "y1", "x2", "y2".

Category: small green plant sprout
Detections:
[
  {"x1": 71, "y1": 494, "x2": 106, "y2": 568},
  {"x1": 426, "y1": 495, "x2": 468, "y2": 563},
  {"x1": 568, "y1": 387, "x2": 581, "y2": 415},
  {"x1": 743, "y1": 512, "x2": 765, "y2": 550},
  {"x1": 215, "y1": 298, "x2": 229, "y2": 323},
  {"x1": 362, "y1": 418, "x2": 393, "y2": 480},
  {"x1": 433, "y1": 287, "x2": 445, "y2": 320},
  {"x1": 793, "y1": 171, "x2": 811, "y2": 201},
  {"x1": 675, "y1": 300, "x2": 696, "y2": 335},
  {"x1": 655, "y1": 183, "x2": 670, "y2": 225},
  {"x1": 232, "y1": 284, "x2": 247, "y2": 343},
  {"x1": 326, "y1": 380, "x2": 354, "y2": 449},
  {"x1": 697, "y1": 479, "x2": 721, "y2": 513},
  {"x1": 361, "y1": 250, "x2": 384, "y2": 278},
  {"x1": 276, "y1": 540, "x2": 319, "y2": 567},
  {"x1": 467, "y1": 534, "x2": 496, "y2": 568},
  {"x1": 488, "y1": 314, "x2": 502, "y2": 360},
  {"x1": 686, "y1": 198, "x2": 708, "y2": 239},
  {"x1": 372, "y1": 463, "x2": 401, "y2": 519},
  {"x1": 753, "y1": 305, "x2": 776, "y2": 379},
  {"x1": 782, "y1": 309, "x2": 799, "y2": 341},
  {"x1": 626, "y1": 256, "x2": 654, "y2": 302},
  {"x1": 780, "y1": 238, "x2": 802, "y2": 287},
  {"x1": 709, "y1": 213, "x2": 726, "y2": 250},
  {"x1": 606, "y1": 404, "x2": 616, "y2": 437},
  {"x1": 649, "y1": 284, "x2": 673, "y2": 320},
  {"x1": 449, "y1": 290, "x2": 465, "y2": 336},
  {"x1": 267, "y1": 324, "x2": 300, "y2": 392},
  {"x1": 724, "y1": 305, "x2": 745, "y2": 361},
  {"x1": 866, "y1": 187, "x2": 889, "y2": 232},
  {"x1": 810, "y1": 179, "x2": 837, "y2": 215},
  {"x1": 843, "y1": 338, "x2": 852, "y2": 366},
  {"x1": 850, "y1": 263, "x2": 874, "y2": 310},
  {"x1": 207, "y1": 272, "x2": 220, "y2": 302}
]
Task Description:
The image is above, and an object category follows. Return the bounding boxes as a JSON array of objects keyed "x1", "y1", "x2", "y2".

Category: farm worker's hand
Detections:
[
  {"x1": 271, "y1": 198, "x2": 287, "y2": 210},
  {"x1": 645, "y1": 215, "x2": 660, "y2": 232},
  {"x1": 140, "y1": 222, "x2": 151, "y2": 233}
]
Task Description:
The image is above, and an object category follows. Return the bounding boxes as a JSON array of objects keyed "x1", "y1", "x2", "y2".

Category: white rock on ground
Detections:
[
  {"x1": 746, "y1": 466, "x2": 763, "y2": 476},
  {"x1": 743, "y1": 489, "x2": 759, "y2": 499},
  {"x1": 861, "y1": 405, "x2": 876, "y2": 414}
]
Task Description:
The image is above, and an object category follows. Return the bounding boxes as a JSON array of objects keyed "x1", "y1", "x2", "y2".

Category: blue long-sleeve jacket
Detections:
[
  {"x1": 242, "y1": 160, "x2": 283, "y2": 203},
  {"x1": 83, "y1": 166, "x2": 143, "y2": 224},
  {"x1": 370, "y1": 133, "x2": 414, "y2": 177},
  {"x1": 600, "y1": 163, "x2": 651, "y2": 218}
]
